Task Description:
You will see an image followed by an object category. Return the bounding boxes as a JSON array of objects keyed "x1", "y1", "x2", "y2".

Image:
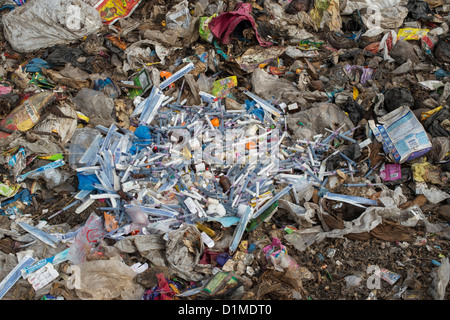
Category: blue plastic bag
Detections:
[
  {"x1": 77, "y1": 173, "x2": 100, "y2": 191},
  {"x1": 24, "y1": 58, "x2": 52, "y2": 73}
]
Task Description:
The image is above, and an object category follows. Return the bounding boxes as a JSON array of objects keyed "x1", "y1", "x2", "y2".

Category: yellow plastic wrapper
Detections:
[
  {"x1": 421, "y1": 106, "x2": 443, "y2": 121},
  {"x1": 397, "y1": 28, "x2": 429, "y2": 41},
  {"x1": 353, "y1": 86, "x2": 359, "y2": 100},
  {"x1": 411, "y1": 161, "x2": 443, "y2": 185},
  {"x1": 0, "y1": 183, "x2": 20, "y2": 198},
  {"x1": 412, "y1": 162, "x2": 433, "y2": 182}
]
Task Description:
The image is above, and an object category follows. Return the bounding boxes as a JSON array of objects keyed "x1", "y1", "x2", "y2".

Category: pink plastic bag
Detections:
[
  {"x1": 67, "y1": 212, "x2": 107, "y2": 265},
  {"x1": 208, "y1": 3, "x2": 273, "y2": 47}
]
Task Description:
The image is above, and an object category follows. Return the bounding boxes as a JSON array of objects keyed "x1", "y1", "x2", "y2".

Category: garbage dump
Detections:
[{"x1": 0, "y1": 0, "x2": 449, "y2": 305}]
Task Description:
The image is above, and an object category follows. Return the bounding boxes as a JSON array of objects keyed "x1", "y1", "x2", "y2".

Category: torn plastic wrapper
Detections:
[
  {"x1": 0, "y1": 182, "x2": 20, "y2": 198},
  {"x1": 344, "y1": 64, "x2": 374, "y2": 86},
  {"x1": 397, "y1": 28, "x2": 429, "y2": 41},
  {"x1": 430, "y1": 257, "x2": 450, "y2": 300},
  {"x1": 27, "y1": 263, "x2": 59, "y2": 290},
  {"x1": 211, "y1": 76, "x2": 237, "y2": 98},
  {"x1": 380, "y1": 164, "x2": 402, "y2": 182},
  {"x1": 0, "y1": 189, "x2": 33, "y2": 216},
  {"x1": 202, "y1": 271, "x2": 242, "y2": 298},
  {"x1": 199, "y1": 14, "x2": 217, "y2": 43},
  {"x1": 416, "y1": 184, "x2": 450, "y2": 204},
  {"x1": 93, "y1": 77, "x2": 121, "y2": 100},
  {"x1": 127, "y1": 69, "x2": 152, "y2": 99},
  {"x1": 235, "y1": 46, "x2": 286, "y2": 72},
  {"x1": 94, "y1": 0, "x2": 142, "y2": 25},
  {"x1": 33, "y1": 102, "x2": 78, "y2": 146}
]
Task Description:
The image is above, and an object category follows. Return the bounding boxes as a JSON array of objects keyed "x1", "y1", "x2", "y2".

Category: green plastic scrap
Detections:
[
  {"x1": 213, "y1": 41, "x2": 228, "y2": 60},
  {"x1": 0, "y1": 183, "x2": 19, "y2": 198},
  {"x1": 29, "y1": 73, "x2": 54, "y2": 89},
  {"x1": 245, "y1": 201, "x2": 279, "y2": 232}
]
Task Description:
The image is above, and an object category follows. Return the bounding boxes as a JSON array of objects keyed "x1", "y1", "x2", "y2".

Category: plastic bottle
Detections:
[
  {"x1": 0, "y1": 91, "x2": 55, "y2": 139},
  {"x1": 219, "y1": 174, "x2": 231, "y2": 192},
  {"x1": 68, "y1": 127, "x2": 102, "y2": 169}
]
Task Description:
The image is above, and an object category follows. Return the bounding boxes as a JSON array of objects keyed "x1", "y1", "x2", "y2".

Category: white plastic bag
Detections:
[
  {"x1": 166, "y1": 0, "x2": 192, "y2": 29},
  {"x1": 65, "y1": 258, "x2": 145, "y2": 300},
  {"x1": 3, "y1": 0, "x2": 102, "y2": 53},
  {"x1": 430, "y1": 257, "x2": 450, "y2": 300}
]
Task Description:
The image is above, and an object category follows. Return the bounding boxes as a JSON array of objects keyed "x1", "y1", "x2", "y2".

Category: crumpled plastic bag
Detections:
[
  {"x1": 166, "y1": 0, "x2": 192, "y2": 29},
  {"x1": 363, "y1": 4, "x2": 408, "y2": 29},
  {"x1": 122, "y1": 40, "x2": 172, "y2": 71},
  {"x1": 251, "y1": 67, "x2": 315, "y2": 108},
  {"x1": 342, "y1": 0, "x2": 408, "y2": 30},
  {"x1": 71, "y1": 88, "x2": 115, "y2": 127},
  {"x1": 165, "y1": 224, "x2": 206, "y2": 282},
  {"x1": 68, "y1": 127, "x2": 102, "y2": 169},
  {"x1": 236, "y1": 46, "x2": 286, "y2": 72},
  {"x1": 279, "y1": 199, "x2": 317, "y2": 228},
  {"x1": 378, "y1": 186, "x2": 408, "y2": 209},
  {"x1": 6, "y1": 132, "x2": 64, "y2": 156},
  {"x1": 316, "y1": 206, "x2": 384, "y2": 242},
  {"x1": 423, "y1": 104, "x2": 450, "y2": 138},
  {"x1": 23, "y1": 166, "x2": 70, "y2": 189},
  {"x1": 33, "y1": 102, "x2": 78, "y2": 146},
  {"x1": 3, "y1": 0, "x2": 102, "y2": 53},
  {"x1": 430, "y1": 257, "x2": 450, "y2": 300},
  {"x1": 285, "y1": 102, "x2": 354, "y2": 140},
  {"x1": 65, "y1": 258, "x2": 145, "y2": 300},
  {"x1": 265, "y1": 1, "x2": 316, "y2": 43},
  {"x1": 114, "y1": 234, "x2": 166, "y2": 267},
  {"x1": 143, "y1": 16, "x2": 200, "y2": 48}
]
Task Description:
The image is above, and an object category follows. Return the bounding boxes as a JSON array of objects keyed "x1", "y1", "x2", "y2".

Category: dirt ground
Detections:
[{"x1": 0, "y1": 0, "x2": 449, "y2": 301}]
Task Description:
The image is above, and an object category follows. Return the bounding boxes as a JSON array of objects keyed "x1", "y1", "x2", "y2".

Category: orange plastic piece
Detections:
[
  {"x1": 211, "y1": 117, "x2": 220, "y2": 127},
  {"x1": 246, "y1": 141, "x2": 256, "y2": 150},
  {"x1": 160, "y1": 71, "x2": 175, "y2": 88}
]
